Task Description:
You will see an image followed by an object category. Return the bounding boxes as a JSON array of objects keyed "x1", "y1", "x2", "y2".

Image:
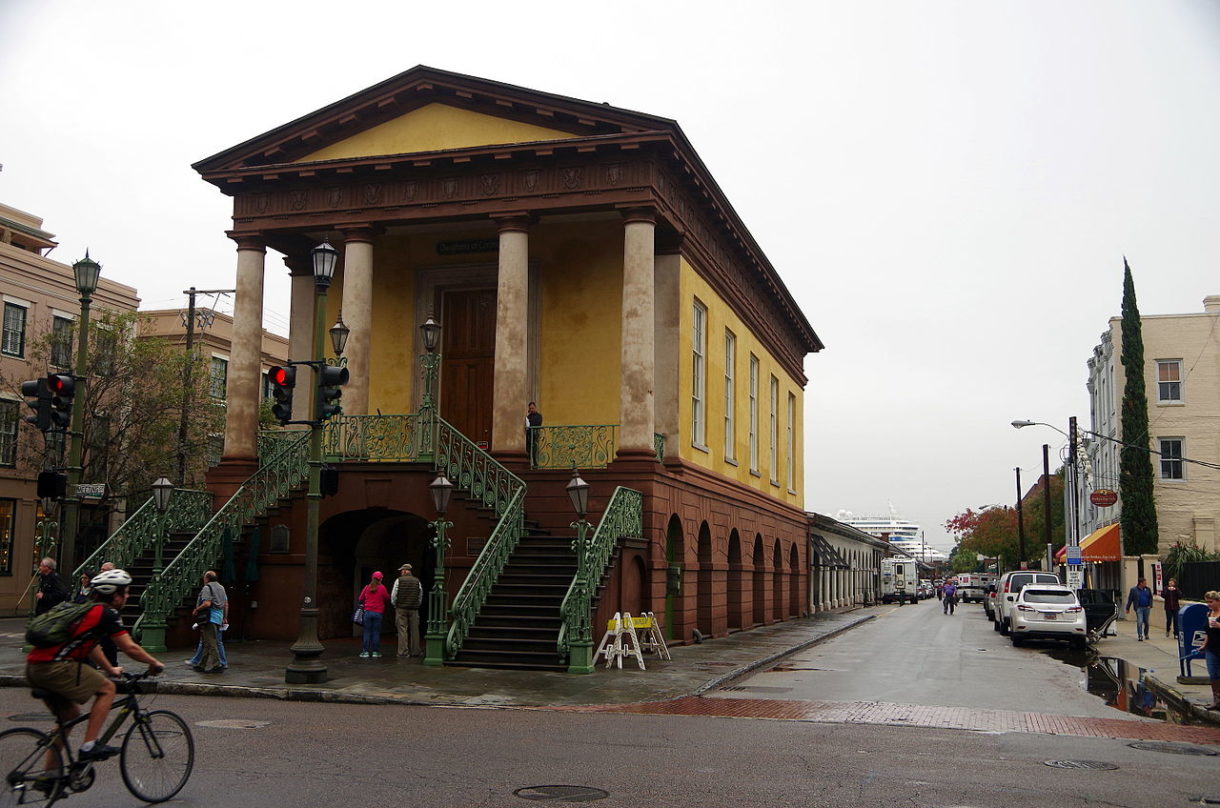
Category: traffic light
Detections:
[
  {"x1": 316, "y1": 365, "x2": 349, "y2": 421},
  {"x1": 268, "y1": 365, "x2": 296, "y2": 425},
  {"x1": 37, "y1": 470, "x2": 67, "y2": 499},
  {"x1": 21, "y1": 378, "x2": 50, "y2": 432},
  {"x1": 46, "y1": 374, "x2": 74, "y2": 431}
]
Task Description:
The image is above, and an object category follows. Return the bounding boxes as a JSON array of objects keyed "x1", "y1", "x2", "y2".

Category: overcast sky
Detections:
[{"x1": 3, "y1": 0, "x2": 1219, "y2": 550}]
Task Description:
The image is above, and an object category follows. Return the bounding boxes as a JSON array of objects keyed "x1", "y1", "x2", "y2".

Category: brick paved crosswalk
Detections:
[{"x1": 564, "y1": 696, "x2": 1220, "y2": 745}]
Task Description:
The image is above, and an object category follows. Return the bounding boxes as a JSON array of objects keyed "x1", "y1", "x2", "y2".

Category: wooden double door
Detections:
[{"x1": 439, "y1": 288, "x2": 496, "y2": 448}]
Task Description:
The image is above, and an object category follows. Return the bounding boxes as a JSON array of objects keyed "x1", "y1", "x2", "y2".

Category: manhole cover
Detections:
[
  {"x1": 1128, "y1": 742, "x2": 1218, "y2": 757},
  {"x1": 195, "y1": 719, "x2": 271, "y2": 729},
  {"x1": 1043, "y1": 760, "x2": 1119, "y2": 770},
  {"x1": 513, "y1": 785, "x2": 609, "y2": 802}
]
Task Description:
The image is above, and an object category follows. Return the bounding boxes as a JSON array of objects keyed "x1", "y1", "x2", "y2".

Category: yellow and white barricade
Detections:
[
  {"x1": 635, "y1": 612, "x2": 671, "y2": 660},
  {"x1": 594, "y1": 612, "x2": 646, "y2": 670}
]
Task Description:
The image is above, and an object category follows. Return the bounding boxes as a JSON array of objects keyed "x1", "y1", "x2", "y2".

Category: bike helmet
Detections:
[{"x1": 90, "y1": 568, "x2": 132, "y2": 595}]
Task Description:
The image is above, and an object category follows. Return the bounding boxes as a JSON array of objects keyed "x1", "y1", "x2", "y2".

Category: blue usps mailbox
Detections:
[{"x1": 1178, "y1": 602, "x2": 1209, "y2": 681}]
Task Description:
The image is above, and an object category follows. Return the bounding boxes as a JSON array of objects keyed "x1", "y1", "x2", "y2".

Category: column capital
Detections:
[
  {"x1": 619, "y1": 206, "x2": 657, "y2": 226},
  {"x1": 341, "y1": 224, "x2": 380, "y2": 245},
  {"x1": 229, "y1": 233, "x2": 267, "y2": 252},
  {"x1": 493, "y1": 213, "x2": 534, "y2": 234},
  {"x1": 282, "y1": 253, "x2": 313, "y2": 276}
]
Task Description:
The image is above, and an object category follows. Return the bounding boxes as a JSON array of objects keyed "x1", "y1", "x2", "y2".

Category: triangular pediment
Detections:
[
  {"x1": 295, "y1": 102, "x2": 578, "y2": 163},
  {"x1": 194, "y1": 65, "x2": 675, "y2": 174}
]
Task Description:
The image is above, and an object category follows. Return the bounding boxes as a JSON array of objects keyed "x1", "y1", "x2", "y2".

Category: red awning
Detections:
[{"x1": 1079, "y1": 524, "x2": 1121, "y2": 562}]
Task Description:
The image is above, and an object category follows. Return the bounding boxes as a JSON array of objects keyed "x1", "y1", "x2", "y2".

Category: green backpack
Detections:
[{"x1": 25, "y1": 601, "x2": 95, "y2": 648}]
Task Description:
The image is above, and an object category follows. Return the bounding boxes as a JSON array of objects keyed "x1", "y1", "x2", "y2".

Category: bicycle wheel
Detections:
[
  {"x1": 119, "y1": 711, "x2": 194, "y2": 803},
  {"x1": 0, "y1": 727, "x2": 63, "y2": 806}
]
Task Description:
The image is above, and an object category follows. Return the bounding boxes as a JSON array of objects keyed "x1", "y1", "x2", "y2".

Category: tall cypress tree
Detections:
[{"x1": 1118, "y1": 258, "x2": 1159, "y2": 556}]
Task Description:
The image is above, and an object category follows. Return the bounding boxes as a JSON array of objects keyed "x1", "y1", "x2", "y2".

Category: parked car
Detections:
[
  {"x1": 993, "y1": 571, "x2": 1061, "y2": 635},
  {"x1": 917, "y1": 581, "x2": 934, "y2": 600},
  {"x1": 1009, "y1": 583, "x2": 1087, "y2": 649},
  {"x1": 983, "y1": 584, "x2": 997, "y2": 621}
]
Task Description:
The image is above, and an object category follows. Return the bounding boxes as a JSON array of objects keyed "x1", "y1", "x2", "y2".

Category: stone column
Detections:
[
  {"x1": 619, "y1": 208, "x2": 657, "y2": 458},
  {"x1": 491, "y1": 214, "x2": 530, "y2": 457},
  {"x1": 285, "y1": 256, "x2": 316, "y2": 422},
  {"x1": 223, "y1": 236, "x2": 266, "y2": 461},
  {"x1": 340, "y1": 227, "x2": 376, "y2": 416}
]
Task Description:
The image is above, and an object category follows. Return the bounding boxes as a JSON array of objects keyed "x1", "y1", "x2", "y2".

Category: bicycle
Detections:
[{"x1": 0, "y1": 670, "x2": 194, "y2": 805}]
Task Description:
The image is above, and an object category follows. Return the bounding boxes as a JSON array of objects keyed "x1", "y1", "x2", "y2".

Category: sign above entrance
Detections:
[
  {"x1": 1089, "y1": 489, "x2": 1118, "y2": 507},
  {"x1": 437, "y1": 239, "x2": 498, "y2": 256}
]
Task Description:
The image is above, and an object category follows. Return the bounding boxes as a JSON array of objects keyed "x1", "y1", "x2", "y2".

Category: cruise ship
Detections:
[{"x1": 835, "y1": 509, "x2": 950, "y2": 563}]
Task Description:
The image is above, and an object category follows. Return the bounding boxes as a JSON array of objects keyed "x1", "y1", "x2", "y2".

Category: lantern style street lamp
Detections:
[
  {"x1": 423, "y1": 473, "x2": 454, "y2": 666},
  {"x1": 60, "y1": 252, "x2": 101, "y2": 572},
  {"x1": 418, "y1": 315, "x2": 442, "y2": 462},
  {"x1": 151, "y1": 477, "x2": 173, "y2": 575},
  {"x1": 566, "y1": 469, "x2": 594, "y2": 673},
  {"x1": 286, "y1": 241, "x2": 346, "y2": 684}
]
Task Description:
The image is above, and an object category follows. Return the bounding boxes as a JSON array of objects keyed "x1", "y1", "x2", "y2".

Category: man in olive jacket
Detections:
[{"x1": 391, "y1": 564, "x2": 423, "y2": 658}]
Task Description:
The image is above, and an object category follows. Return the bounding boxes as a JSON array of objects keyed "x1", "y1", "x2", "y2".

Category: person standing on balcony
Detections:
[
  {"x1": 391, "y1": 563, "x2": 423, "y2": 658},
  {"x1": 357, "y1": 571, "x2": 392, "y2": 658},
  {"x1": 1125, "y1": 577, "x2": 1153, "y2": 641},
  {"x1": 525, "y1": 401, "x2": 543, "y2": 465}
]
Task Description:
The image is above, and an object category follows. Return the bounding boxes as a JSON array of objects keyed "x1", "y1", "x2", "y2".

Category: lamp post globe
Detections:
[
  {"x1": 152, "y1": 476, "x2": 174, "y2": 513},
  {"x1": 311, "y1": 241, "x2": 338, "y2": 289},
  {"x1": 72, "y1": 252, "x2": 101, "y2": 297},
  {"x1": 329, "y1": 313, "x2": 350, "y2": 356}
]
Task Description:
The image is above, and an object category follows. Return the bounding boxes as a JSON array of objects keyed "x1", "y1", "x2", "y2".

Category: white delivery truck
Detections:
[
  {"x1": 955, "y1": 572, "x2": 995, "y2": 603},
  {"x1": 881, "y1": 557, "x2": 919, "y2": 605}
]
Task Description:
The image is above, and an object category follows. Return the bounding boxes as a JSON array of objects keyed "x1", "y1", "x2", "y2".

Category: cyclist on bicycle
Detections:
[{"x1": 25, "y1": 568, "x2": 165, "y2": 761}]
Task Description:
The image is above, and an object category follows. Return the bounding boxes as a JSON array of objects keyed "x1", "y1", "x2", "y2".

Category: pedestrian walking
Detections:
[
  {"x1": 192, "y1": 571, "x2": 227, "y2": 673},
  {"x1": 1125, "y1": 577, "x2": 1153, "y2": 641},
  {"x1": 1163, "y1": 578, "x2": 1182, "y2": 638},
  {"x1": 1200, "y1": 590, "x2": 1220, "y2": 710},
  {"x1": 187, "y1": 571, "x2": 229, "y2": 671},
  {"x1": 391, "y1": 563, "x2": 424, "y2": 658},
  {"x1": 941, "y1": 581, "x2": 957, "y2": 615},
  {"x1": 34, "y1": 558, "x2": 69, "y2": 615},
  {"x1": 357, "y1": 571, "x2": 393, "y2": 658}
]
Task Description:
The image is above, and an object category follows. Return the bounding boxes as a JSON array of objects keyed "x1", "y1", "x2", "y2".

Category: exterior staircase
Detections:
[{"x1": 447, "y1": 532, "x2": 577, "y2": 671}]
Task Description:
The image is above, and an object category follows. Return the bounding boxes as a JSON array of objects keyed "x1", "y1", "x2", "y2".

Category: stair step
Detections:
[{"x1": 444, "y1": 659, "x2": 567, "y2": 672}]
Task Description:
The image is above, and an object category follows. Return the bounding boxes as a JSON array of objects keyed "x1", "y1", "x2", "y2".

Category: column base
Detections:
[{"x1": 206, "y1": 456, "x2": 261, "y2": 505}]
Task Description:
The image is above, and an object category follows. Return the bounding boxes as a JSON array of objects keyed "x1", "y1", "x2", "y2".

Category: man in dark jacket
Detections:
[
  {"x1": 34, "y1": 557, "x2": 69, "y2": 615},
  {"x1": 1125, "y1": 577, "x2": 1153, "y2": 641},
  {"x1": 391, "y1": 563, "x2": 423, "y2": 658}
]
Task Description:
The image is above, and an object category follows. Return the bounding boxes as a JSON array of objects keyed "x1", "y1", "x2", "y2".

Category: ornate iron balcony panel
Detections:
[{"x1": 531, "y1": 425, "x2": 618, "y2": 469}]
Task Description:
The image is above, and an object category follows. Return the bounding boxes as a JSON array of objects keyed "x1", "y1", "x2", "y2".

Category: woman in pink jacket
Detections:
[{"x1": 357, "y1": 571, "x2": 393, "y2": 658}]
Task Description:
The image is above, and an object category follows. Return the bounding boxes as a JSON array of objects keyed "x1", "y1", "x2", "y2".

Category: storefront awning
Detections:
[{"x1": 1061, "y1": 524, "x2": 1122, "y2": 563}]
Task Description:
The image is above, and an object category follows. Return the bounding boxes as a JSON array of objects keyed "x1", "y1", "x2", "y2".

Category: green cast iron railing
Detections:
[
  {"x1": 133, "y1": 430, "x2": 312, "y2": 644},
  {"x1": 435, "y1": 415, "x2": 527, "y2": 657},
  {"x1": 529, "y1": 426, "x2": 667, "y2": 469},
  {"x1": 72, "y1": 488, "x2": 213, "y2": 581},
  {"x1": 556, "y1": 486, "x2": 643, "y2": 661},
  {"x1": 321, "y1": 414, "x2": 422, "y2": 462}
]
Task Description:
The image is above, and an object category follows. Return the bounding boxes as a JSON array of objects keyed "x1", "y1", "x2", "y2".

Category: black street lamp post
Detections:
[
  {"x1": 423, "y1": 473, "x2": 453, "y2": 666},
  {"x1": 59, "y1": 253, "x2": 100, "y2": 571},
  {"x1": 565, "y1": 469, "x2": 594, "y2": 674}
]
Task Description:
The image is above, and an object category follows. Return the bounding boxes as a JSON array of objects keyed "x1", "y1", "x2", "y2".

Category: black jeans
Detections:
[{"x1": 1166, "y1": 609, "x2": 1179, "y2": 636}]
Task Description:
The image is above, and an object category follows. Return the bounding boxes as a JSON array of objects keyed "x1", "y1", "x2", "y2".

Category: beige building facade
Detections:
[
  {"x1": 1083, "y1": 296, "x2": 1220, "y2": 556},
  {"x1": 0, "y1": 201, "x2": 139, "y2": 613}
]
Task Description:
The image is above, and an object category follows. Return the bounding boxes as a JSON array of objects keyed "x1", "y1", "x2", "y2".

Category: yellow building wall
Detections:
[
  {"x1": 299, "y1": 103, "x2": 577, "y2": 163},
  {"x1": 678, "y1": 258, "x2": 804, "y2": 508},
  {"x1": 533, "y1": 221, "x2": 622, "y2": 427}
]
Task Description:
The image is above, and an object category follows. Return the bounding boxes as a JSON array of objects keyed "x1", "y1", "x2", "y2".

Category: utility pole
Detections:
[
  {"x1": 176, "y1": 287, "x2": 234, "y2": 484},
  {"x1": 1014, "y1": 466, "x2": 1026, "y2": 568},
  {"x1": 1042, "y1": 444, "x2": 1052, "y2": 572}
]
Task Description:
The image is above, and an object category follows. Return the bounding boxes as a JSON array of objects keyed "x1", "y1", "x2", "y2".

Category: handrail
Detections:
[
  {"x1": 435, "y1": 415, "x2": 527, "y2": 657},
  {"x1": 133, "y1": 430, "x2": 312, "y2": 640},
  {"x1": 72, "y1": 489, "x2": 213, "y2": 581},
  {"x1": 530, "y1": 424, "x2": 618, "y2": 469},
  {"x1": 557, "y1": 486, "x2": 643, "y2": 660},
  {"x1": 321, "y1": 413, "x2": 422, "y2": 462}
]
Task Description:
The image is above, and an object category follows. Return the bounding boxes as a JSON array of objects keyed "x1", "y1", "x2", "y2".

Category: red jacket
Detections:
[{"x1": 358, "y1": 584, "x2": 393, "y2": 614}]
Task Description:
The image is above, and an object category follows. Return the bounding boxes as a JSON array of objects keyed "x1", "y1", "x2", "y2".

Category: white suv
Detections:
[
  {"x1": 993, "y1": 571, "x2": 1060, "y2": 636},
  {"x1": 1009, "y1": 583, "x2": 1087, "y2": 649}
]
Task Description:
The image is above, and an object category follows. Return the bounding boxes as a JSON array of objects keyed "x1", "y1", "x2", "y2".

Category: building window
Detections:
[
  {"x1": 1159, "y1": 438, "x2": 1184, "y2": 480},
  {"x1": 209, "y1": 357, "x2": 228, "y2": 400},
  {"x1": 0, "y1": 498, "x2": 14, "y2": 575},
  {"x1": 748, "y1": 355, "x2": 759, "y2": 472},
  {"x1": 691, "y1": 300, "x2": 707, "y2": 447},
  {"x1": 723, "y1": 329, "x2": 736, "y2": 462},
  {"x1": 769, "y1": 374, "x2": 778, "y2": 483},
  {"x1": 786, "y1": 391, "x2": 796, "y2": 490},
  {"x1": 2, "y1": 302, "x2": 27, "y2": 358},
  {"x1": 0, "y1": 401, "x2": 16, "y2": 467},
  {"x1": 51, "y1": 316, "x2": 74, "y2": 369},
  {"x1": 1156, "y1": 360, "x2": 1182, "y2": 402},
  {"x1": 262, "y1": 372, "x2": 275, "y2": 401}
]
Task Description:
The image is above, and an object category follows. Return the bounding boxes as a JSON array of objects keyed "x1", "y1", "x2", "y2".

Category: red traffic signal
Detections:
[
  {"x1": 268, "y1": 365, "x2": 296, "y2": 425},
  {"x1": 46, "y1": 374, "x2": 74, "y2": 430}
]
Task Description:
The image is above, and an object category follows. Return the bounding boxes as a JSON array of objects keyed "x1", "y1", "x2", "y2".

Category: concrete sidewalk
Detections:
[{"x1": 0, "y1": 611, "x2": 873, "y2": 708}]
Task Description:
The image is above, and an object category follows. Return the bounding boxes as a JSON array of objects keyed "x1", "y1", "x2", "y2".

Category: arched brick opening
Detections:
[{"x1": 727, "y1": 529, "x2": 744, "y2": 631}]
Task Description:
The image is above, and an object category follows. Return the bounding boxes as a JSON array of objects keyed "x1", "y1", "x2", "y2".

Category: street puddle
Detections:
[{"x1": 1049, "y1": 650, "x2": 1201, "y2": 724}]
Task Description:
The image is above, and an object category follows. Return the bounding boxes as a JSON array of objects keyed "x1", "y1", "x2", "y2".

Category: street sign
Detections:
[
  {"x1": 1065, "y1": 545, "x2": 1082, "y2": 564},
  {"x1": 1066, "y1": 566, "x2": 1083, "y2": 590},
  {"x1": 1090, "y1": 489, "x2": 1118, "y2": 507},
  {"x1": 75, "y1": 483, "x2": 106, "y2": 499}
]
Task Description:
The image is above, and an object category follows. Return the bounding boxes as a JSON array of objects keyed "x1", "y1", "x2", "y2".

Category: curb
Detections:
[
  {"x1": 691, "y1": 614, "x2": 875, "y2": 697},
  {"x1": 1144, "y1": 673, "x2": 1220, "y2": 727}
]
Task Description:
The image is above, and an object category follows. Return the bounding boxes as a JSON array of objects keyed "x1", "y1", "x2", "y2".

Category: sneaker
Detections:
[
  {"x1": 79, "y1": 743, "x2": 120, "y2": 762},
  {"x1": 372, "y1": 651, "x2": 382, "y2": 658},
  {"x1": 358, "y1": 651, "x2": 370, "y2": 658}
]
